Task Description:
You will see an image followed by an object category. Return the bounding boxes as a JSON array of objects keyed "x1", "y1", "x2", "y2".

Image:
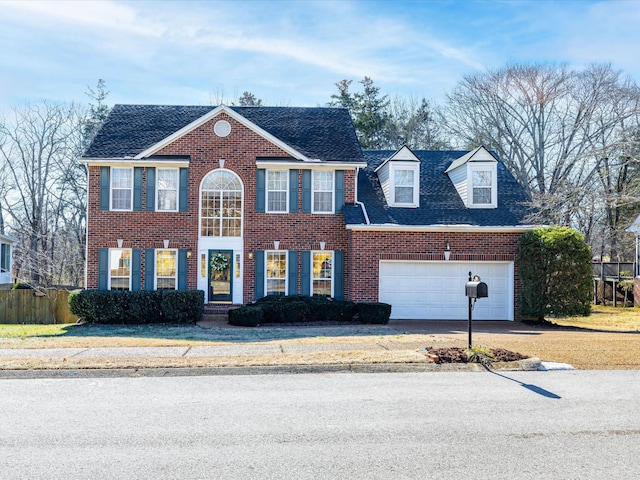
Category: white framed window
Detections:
[
  {"x1": 266, "y1": 170, "x2": 288, "y2": 213},
  {"x1": 387, "y1": 163, "x2": 419, "y2": 207},
  {"x1": 394, "y1": 168, "x2": 415, "y2": 205},
  {"x1": 157, "y1": 168, "x2": 179, "y2": 211},
  {"x1": 155, "y1": 249, "x2": 177, "y2": 290},
  {"x1": 200, "y1": 170, "x2": 243, "y2": 237},
  {"x1": 472, "y1": 171, "x2": 492, "y2": 204},
  {"x1": 109, "y1": 248, "x2": 131, "y2": 290},
  {"x1": 265, "y1": 250, "x2": 287, "y2": 296},
  {"x1": 469, "y1": 165, "x2": 497, "y2": 208},
  {"x1": 312, "y1": 251, "x2": 333, "y2": 296},
  {"x1": 111, "y1": 168, "x2": 133, "y2": 211},
  {"x1": 312, "y1": 170, "x2": 333, "y2": 213},
  {"x1": 0, "y1": 243, "x2": 10, "y2": 273}
]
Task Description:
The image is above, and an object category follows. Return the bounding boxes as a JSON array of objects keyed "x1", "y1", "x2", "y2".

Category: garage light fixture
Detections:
[{"x1": 444, "y1": 242, "x2": 451, "y2": 261}]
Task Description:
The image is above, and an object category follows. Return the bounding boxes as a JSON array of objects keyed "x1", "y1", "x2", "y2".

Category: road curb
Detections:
[{"x1": 0, "y1": 358, "x2": 542, "y2": 379}]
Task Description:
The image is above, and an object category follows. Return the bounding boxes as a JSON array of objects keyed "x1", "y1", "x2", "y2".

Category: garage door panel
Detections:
[{"x1": 379, "y1": 261, "x2": 513, "y2": 321}]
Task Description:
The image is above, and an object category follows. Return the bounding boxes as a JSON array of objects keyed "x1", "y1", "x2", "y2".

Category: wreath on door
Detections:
[{"x1": 210, "y1": 253, "x2": 229, "y2": 272}]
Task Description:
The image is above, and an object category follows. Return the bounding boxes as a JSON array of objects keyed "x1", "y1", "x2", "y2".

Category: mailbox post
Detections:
[{"x1": 465, "y1": 272, "x2": 488, "y2": 348}]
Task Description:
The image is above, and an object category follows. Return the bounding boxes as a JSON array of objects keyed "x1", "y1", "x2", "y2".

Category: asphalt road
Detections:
[{"x1": 2, "y1": 370, "x2": 639, "y2": 479}]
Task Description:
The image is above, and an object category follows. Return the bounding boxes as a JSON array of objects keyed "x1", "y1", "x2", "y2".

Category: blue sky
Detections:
[{"x1": 1, "y1": 0, "x2": 639, "y2": 110}]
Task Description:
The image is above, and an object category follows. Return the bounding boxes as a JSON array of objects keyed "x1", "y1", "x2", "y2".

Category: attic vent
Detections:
[{"x1": 214, "y1": 120, "x2": 231, "y2": 137}]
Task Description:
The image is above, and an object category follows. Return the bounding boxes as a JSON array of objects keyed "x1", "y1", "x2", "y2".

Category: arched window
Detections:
[{"x1": 200, "y1": 170, "x2": 242, "y2": 237}]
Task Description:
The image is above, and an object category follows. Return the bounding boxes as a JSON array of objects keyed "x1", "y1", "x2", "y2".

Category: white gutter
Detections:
[
  {"x1": 353, "y1": 167, "x2": 370, "y2": 225},
  {"x1": 255, "y1": 160, "x2": 366, "y2": 168},
  {"x1": 80, "y1": 157, "x2": 190, "y2": 167},
  {"x1": 346, "y1": 224, "x2": 542, "y2": 233},
  {"x1": 83, "y1": 163, "x2": 89, "y2": 289},
  {"x1": 0, "y1": 233, "x2": 18, "y2": 244}
]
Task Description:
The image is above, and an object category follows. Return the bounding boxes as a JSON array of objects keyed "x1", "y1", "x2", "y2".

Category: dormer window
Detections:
[
  {"x1": 446, "y1": 146, "x2": 498, "y2": 209},
  {"x1": 468, "y1": 163, "x2": 497, "y2": 208},
  {"x1": 374, "y1": 146, "x2": 420, "y2": 208},
  {"x1": 472, "y1": 170, "x2": 492, "y2": 204},
  {"x1": 390, "y1": 164, "x2": 419, "y2": 207}
]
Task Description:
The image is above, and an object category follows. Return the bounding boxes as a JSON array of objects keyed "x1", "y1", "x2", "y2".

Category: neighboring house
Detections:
[
  {"x1": 81, "y1": 104, "x2": 537, "y2": 320},
  {"x1": 0, "y1": 233, "x2": 16, "y2": 287}
]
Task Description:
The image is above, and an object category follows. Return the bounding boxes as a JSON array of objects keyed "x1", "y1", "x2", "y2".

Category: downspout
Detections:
[
  {"x1": 354, "y1": 167, "x2": 370, "y2": 225},
  {"x1": 83, "y1": 161, "x2": 90, "y2": 289}
]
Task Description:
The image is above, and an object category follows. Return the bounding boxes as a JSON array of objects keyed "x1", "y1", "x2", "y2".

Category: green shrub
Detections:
[
  {"x1": 12, "y1": 283, "x2": 33, "y2": 290},
  {"x1": 228, "y1": 305, "x2": 263, "y2": 327},
  {"x1": 517, "y1": 226, "x2": 592, "y2": 320},
  {"x1": 229, "y1": 296, "x2": 364, "y2": 327},
  {"x1": 357, "y1": 302, "x2": 392, "y2": 324},
  {"x1": 317, "y1": 300, "x2": 357, "y2": 322},
  {"x1": 161, "y1": 290, "x2": 204, "y2": 323},
  {"x1": 69, "y1": 289, "x2": 204, "y2": 324}
]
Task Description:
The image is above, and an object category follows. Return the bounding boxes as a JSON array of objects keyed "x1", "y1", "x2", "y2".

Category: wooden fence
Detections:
[{"x1": 0, "y1": 289, "x2": 78, "y2": 324}]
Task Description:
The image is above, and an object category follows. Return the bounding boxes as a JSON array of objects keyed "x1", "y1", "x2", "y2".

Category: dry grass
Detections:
[{"x1": 551, "y1": 304, "x2": 640, "y2": 331}]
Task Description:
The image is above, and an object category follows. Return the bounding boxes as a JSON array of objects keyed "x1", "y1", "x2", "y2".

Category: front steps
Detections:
[{"x1": 202, "y1": 304, "x2": 241, "y2": 322}]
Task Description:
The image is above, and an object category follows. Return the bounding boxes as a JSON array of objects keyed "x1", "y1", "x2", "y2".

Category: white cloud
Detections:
[
  {"x1": 2, "y1": 0, "x2": 163, "y2": 36},
  {"x1": 1, "y1": 0, "x2": 638, "y2": 111}
]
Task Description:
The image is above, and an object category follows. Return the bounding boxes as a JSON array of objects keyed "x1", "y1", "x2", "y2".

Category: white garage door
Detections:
[{"x1": 379, "y1": 261, "x2": 514, "y2": 320}]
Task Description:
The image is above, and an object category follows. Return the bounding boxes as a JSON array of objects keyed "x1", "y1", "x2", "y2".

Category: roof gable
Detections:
[
  {"x1": 135, "y1": 105, "x2": 309, "y2": 160},
  {"x1": 444, "y1": 146, "x2": 498, "y2": 173},
  {"x1": 374, "y1": 145, "x2": 420, "y2": 173},
  {"x1": 83, "y1": 105, "x2": 365, "y2": 163}
]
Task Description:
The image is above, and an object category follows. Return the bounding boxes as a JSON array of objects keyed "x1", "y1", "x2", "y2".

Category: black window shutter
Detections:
[
  {"x1": 256, "y1": 169, "x2": 266, "y2": 213},
  {"x1": 333, "y1": 250, "x2": 344, "y2": 300},
  {"x1": 287, "y1": 250, "x2": 298, "y2": 295},
  {"x1": 178, "y1": 249, "x2": 188, "y2": 290},
  {"x1": 335, "y1": 170, "x2": 344, "y2": 214},
  {"x1": 131, "y1": 249, "x2": 141, "y2": 291},
  {"x1": 100, "y1": 166, "x2": 110, "y2": 210},
  {"x1": 289, "y1": 170, "x2": 298, "y2": 213},
  {"x1": 302, "y1": 170, "x2": 311, "y2": 213},
  {"x1": 98, "y1": 248, "x2": 108, "y2": 290},
  {"x1": 146, "y1": 168, "x2": 156, "y2": 211},
  {"x1": 144, "y1": 249, "x2": 155, "y2": 290},
  {"x1": 300, "y1": 251, "x2": 311, "y2": 296},
  {"x1": 179, "y1": 168, "x2": 189, "y2": 212},
  {"x1": 133, "y1": 168, "x2": 143, "y2": 211},
  {"x1": 254, "y1": 250, "x2": 265, "y2": 300}
]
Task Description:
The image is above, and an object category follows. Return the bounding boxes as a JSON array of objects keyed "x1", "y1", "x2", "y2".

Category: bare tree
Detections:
[
  {"x1": 446, "y1": 63, "x2": 640, "y2": 233},
  {"x1": 0, "y1": 102, "x2": 85, "y2": 286}
]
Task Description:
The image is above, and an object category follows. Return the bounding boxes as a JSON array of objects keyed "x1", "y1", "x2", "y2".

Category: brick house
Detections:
[{"x1": 82, "y1": 105, "x2": 536, "y2": 320}]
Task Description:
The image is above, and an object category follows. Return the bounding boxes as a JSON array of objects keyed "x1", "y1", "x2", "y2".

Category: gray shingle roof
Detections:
[
  {"x1": 343, "y1": 150, "x2": 533, "y2": 227},
  {"x1": 83, "y1": 105, "x2": 365, "y2": 163}
]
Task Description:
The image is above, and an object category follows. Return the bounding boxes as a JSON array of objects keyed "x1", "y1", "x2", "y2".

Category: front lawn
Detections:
[{"x1": 550, "y1": 305, "x2": 640, "y2": 331}]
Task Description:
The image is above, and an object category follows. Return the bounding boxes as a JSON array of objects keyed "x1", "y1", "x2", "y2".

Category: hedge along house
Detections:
[
  {"x1": 0, "y1": 233, "x2": 16, "y2": 288},
  {"x1": 82, "y1": 105, "x2": 537, "y2": 320}
]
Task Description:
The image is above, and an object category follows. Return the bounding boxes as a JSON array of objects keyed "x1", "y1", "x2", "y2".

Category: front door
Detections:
[{"x1": 208, "y1": 250, "x2": 233, "y2": 303}]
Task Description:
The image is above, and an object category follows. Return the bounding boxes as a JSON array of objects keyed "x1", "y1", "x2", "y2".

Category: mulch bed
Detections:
[{"x1": 427, "y1": 347, "x2": 529, "y2": 364}]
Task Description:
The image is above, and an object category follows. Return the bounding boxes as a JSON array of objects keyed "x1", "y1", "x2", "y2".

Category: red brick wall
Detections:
[
  {"x1": 86, "y1": 113, "x2": 353, "y2": 304},
  {"x1": 346, "y1": 229, "x2": 523, "y2": 311}
]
